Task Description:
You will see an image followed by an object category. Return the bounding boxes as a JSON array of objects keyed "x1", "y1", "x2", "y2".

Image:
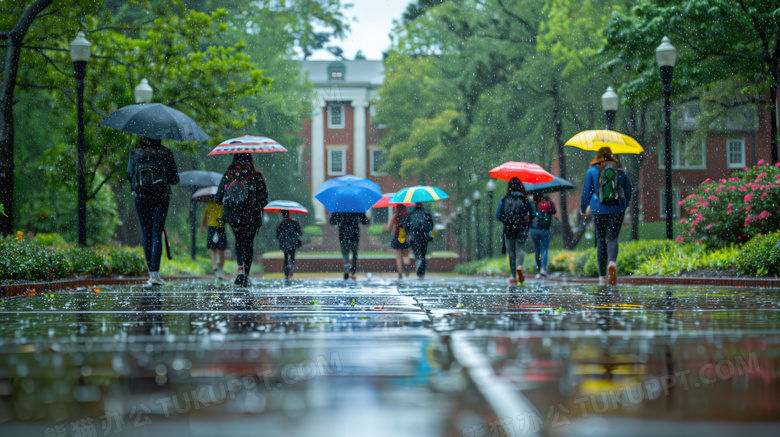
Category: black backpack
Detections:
[
  {"x1": 407, "y1": 209, "x2": 433, "y2": 235},
  {"x1": 132, "y1": 151, "x2": 165, "y2": 194},
  {"x1": 501, "y1": 195, "x2": 532, "y2": 237},
  {"x1": 223, "y1": 172, "x2": 258, "y2": 215}
]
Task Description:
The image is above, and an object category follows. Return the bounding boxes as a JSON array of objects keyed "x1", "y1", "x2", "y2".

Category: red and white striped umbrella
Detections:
[
  {"x1": 263, "y1": 200, "x2": 308, "y2": 214},
  {"x1": 208, "y1": 135, "x2": 287, "y2": 156},
  {"x1": 488, "y1": 161, "x2": 554, "y2": 183}
]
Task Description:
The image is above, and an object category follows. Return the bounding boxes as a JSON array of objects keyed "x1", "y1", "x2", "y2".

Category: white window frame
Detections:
[
  {"x1": 327, "y1": 145, "x2": 347, "y2": 176},
  {"x1": 726, "y1": 138, "x2": 746, "y2": 169},
  {"x1": 328, "y1": 103, "x2": 345, "y2": 129},
  {"x1": 658, "y1": 137, "x2": 707, "y2": 170},
  {"x1": 658, "y1": 188, "x2": 681, "y2": 219},
  {"x1": 369, "y1": 146, "x2": 387, "y2": 176}
]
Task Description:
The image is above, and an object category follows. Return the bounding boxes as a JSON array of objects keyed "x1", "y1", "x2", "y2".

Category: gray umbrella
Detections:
[
  {"x1": 178, "y1": 171, "x2": 223, "y2": 187},
  {"x1": 523, "y1": 175, "x2": 575, "y2": 194},
  {"x1": 98, "y1": 103, "x2": 209, "y2": 142}
]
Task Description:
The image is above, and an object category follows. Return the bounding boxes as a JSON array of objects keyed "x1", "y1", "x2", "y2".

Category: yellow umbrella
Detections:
[{"x1": 564, "y1": 129, "x2": 644, "y2": 154}]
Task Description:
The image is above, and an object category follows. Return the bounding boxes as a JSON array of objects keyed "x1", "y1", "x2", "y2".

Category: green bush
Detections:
[
  {"x1": 304, "y1": 225, "x2": 323, "y2": 236},
  {"x1": 67, "y1": 247, "x2": 111, "y2": 276},
  {"x1": 737, "y1": 232, "x2": 780, "y2": 277},
  {"x1": 574, "y1": 248, "x2": 597, "y2": 276},
  {"x1": 0, "y1": 235, "x2": 71, "y2": 282},
  {"x1": 33, "y1": 232, "x2": 68, "y2": 247},
  {"x1": 617, "y1": 240, "x2": 677, "y2": 274},
  {"x1": 107, "y1": 247, "x2": 147, "y2": 276},
  {"x1": 366, "y1": 224, "x2": 384, "y2": 235}
]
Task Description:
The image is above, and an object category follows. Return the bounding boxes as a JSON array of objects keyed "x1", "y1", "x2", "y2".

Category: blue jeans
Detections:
[
  {"x1": 505, "y1": 235, "x2": 527, "y2": 279},
  {"x1": 530, "y1": 228, "x2": 551, "y2": 271},
  {"x1": 134, "y1": 194, "x2": 169, "y2": 272}
]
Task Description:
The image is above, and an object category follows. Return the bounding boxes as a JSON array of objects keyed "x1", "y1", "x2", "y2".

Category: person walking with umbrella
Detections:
[
  {"x1": 383, "y1": 204, "x2": 410, "y2": 279},
  {"x1": 276, "y1": 210, "x2": 302, "y2": 280},
  {"x1": 330, "y1": 212, "x2": 369, "y2": 280},
  {"x1": 200, "y1": 192, "x2": 226, "y2": 280},
  {"x1": 496, "y1": 177, "x2": 533, "y2": 285},
  {"x1": 216, "y1": 153, "x2": 269, "y2": 287},
  {"x1": 580, "y1": 146, "x2": 632, "y2": 286},
  {"x1": 126, "y1": 137, "x2": 180, "y2": 286},
  {"x1": 530, "y1": 195, "x2": 557, "y2": 279},
  {"x1": 404, "y1": 202, "x2": 434, "y2": 279}
]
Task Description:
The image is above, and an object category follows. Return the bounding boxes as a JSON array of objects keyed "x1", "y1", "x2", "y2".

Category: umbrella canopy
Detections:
[
  {"x1": 98, "y1": 103, "x2": 209, "y2": 142},
  {"x1": 191, "y1": 186, "x2": 217, "y2": 202},
  {"x1": 178, "y1": 171, "x2": 223, "y2": 187},
  {"x1": 390, "y1": 185, "x2": 449, "y2": 204},
  {"x1": 523, "y1": 175, "x2": 575, "y2": 195},
  {"x1": 564, "y1": 130, "x2": 644, "y2": 154},
  {"x1": 314, "y1": 175, "x2": 382, "y2": 213},
  {"x1": 208, "y1": 135, "x2": 287, "y2": 155},
  {"x1": 264, "y1": 200, "x2": 309, "y2": 214},
  {"x1": 372, "y1": 193, "x2": 416, "y2": 208},
  {"x1": 489, "y1": 162, "x2": 554, "y2": 183}
]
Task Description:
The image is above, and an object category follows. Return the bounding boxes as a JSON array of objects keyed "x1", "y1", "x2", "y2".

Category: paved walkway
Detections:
[{"x1": 0, "y1": 277, "x2": 778, "y2": 436}]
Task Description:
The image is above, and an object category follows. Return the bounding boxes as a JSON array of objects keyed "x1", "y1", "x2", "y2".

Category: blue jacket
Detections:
[{"x1": 580, "y1": 164, "x2": 632, "y2": 215}]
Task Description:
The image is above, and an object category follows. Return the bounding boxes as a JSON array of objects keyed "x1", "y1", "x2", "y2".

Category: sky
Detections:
[{"x1": 308, "y1": 0, "x2": 414, "y2": 61}]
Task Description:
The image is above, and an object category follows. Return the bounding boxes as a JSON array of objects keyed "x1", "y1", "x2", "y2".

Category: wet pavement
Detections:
[{"x1": 0, "y1": 277, "x2": 778, "y2": 436}]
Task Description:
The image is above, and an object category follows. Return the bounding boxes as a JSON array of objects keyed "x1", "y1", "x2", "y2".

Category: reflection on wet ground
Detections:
[{"x1": 0, "y1": 278, "x2": 778, "y2": 436}]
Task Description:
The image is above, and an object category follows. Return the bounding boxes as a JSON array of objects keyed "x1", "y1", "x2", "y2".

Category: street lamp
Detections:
[
  {"x1": 134, "y1": 78, "x2": 153, "y2": 104},
  {"x1": 486, "y1": 179, "x2": 496, "y2": 258},
  {"x1": 463, "y1": 198, "x2": 472, "y2": 261},
  {"x1": 456, "y1": 206, "x2": 464, "y2": 261},
  {"x1": 656, "y1": 36, "x2": 676, "y2": 240},
  {"x1": 601, "y1": 86, "x2": 619, "y2": 130},
  {"x1": 70, "y1": 31, "x2": 91, "y2": 247},
  {"x1": 473, "y1": 190, "x2": 482, "y2": 260}
]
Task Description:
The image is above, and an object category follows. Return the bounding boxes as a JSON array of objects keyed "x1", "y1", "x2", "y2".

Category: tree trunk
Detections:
[
  {"x1": 0, "y1": 0, "x2": 53, "y2": 235},
  {"x1": 770, "y1": 82, "x2": 778, "y2": 165},
  {"x1": 553, "y1": 80, "x2": 585, "y2": 250}
]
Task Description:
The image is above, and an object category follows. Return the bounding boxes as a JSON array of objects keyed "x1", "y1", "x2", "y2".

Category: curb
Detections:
[
  {"x1": 543, "y1": 275, "x2": 780, "y2": 288},
  {"x1": 0, "y1": 275, "x2": 215, "y2": 299}
]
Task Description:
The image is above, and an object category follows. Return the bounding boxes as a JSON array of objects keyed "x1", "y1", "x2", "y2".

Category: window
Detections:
[
  {"x1": 370, "y1": 147, "x2": 387, "y2": 175},
  {"x1": 328, "y1": 104, "x2": 344, "y2": 129},
  {"x1": 727, "y1": 138, "x2": 745, "y2": 169},
  {"x1": 327, "y1": 62, "x2": 345, "y2": 81},
  {"x1": 659, "y1": 137, "x2": 707, "y2": 169},
  {"x1": 659, "y1": 188, "x2": 680, "y2": 219},
  {"x1": 328, "y1": 146, "x2": 346, "y2": 175}
]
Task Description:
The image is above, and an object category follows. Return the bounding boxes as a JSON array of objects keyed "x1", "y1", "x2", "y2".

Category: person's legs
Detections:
[
  {"x1": 513, "y1": 236, "x2": 526, "y2": 283},
  {"x1": 340, "y1": 238, "x2": 351, "y2": 279},
  {"x1": 505, "y1": 236, "x2": 517, "y2": 280},
  {"x1": 530, "y1": 229, "x2": 543, "y2": 271},
  {"x1": 289, "y1": 250, "x2": 296, "y2": 278},
  {"x1": 540, "y1": 229, "x2": 551, "y2": 272},
  {"x1": 283, "y1": 251, "x2": 290, "y2": 279},
  {"x1": 149, "y1": 196, "x2": 169, "y2": 273},
  {"x1": 134, "y1": 197, "x2": 154, "y2": 270},
  {"x1": 605, "y1": 213, "x2": 622, "y2": 285},
  {"x1": 394, "y1": 249, "x2": 404, "y2": 278},
  {"x1": 414, "y1": 240, "x2": 429, "y2": 278},
  {"x1": 243, "y1": 225, "x2": 258, "y2": 276},
  {"x1": 594, "y1": 215, "x2": 609, "y2": 279},
  {"x1": 350, "y1": 241, "x2": 358, "y2": 276}
]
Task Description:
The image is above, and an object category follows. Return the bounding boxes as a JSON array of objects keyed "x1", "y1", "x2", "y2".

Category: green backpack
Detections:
[{"x1": 598, "y1": 161, "x2": 622, "y2": 206}]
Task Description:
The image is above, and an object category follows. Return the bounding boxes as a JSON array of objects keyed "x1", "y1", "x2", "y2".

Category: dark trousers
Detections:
[
  {"x1": 410, "y1": 237, "x2": 429, "y2": 277},
  {"x1": 594, "y1": 213, "x2": 623, "y2": 277},
  {"x1": 283, "y1": 250, "x2": 296, "y2": 278},
  {"x1": 230, "y1": 222, "x2": 259, "y2": 274},
  {"x1": 340, "y1": 239, "x2": 359, "y2": 274},
  {"x1": 134, "y1": 195, "x2": 169, "y2": 272}
]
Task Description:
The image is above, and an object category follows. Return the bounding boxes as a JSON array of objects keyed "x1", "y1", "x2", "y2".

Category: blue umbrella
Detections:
[
  {"x1": 315, "y1": 175, "x2": 382, "y2": 213},
  {"x1": 523, "y1": 175, "x2": 574, "y2": 194}
]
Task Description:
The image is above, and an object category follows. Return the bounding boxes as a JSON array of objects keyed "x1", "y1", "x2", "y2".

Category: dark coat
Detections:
[
  {"x1": 215, "y1": 167, "x2": 268, "y2": 227},
  {"x1": 276, "y1": 218, "x2": 302, "y2": 252},
  {"x1": 403, "y1": 208, "x2": 434, "y2": 242},
  {"x1": 329, "y1": 212, "x2": 369, "y2": 244},
  {"x1": 126, "y1": 145, "x2": 179, "y2": 198}
]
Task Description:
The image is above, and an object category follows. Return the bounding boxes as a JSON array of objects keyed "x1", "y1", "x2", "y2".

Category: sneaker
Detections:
[
  {"x1": 607, "y1": 262, "x2": 617, "y2": 286},
  {"x1": 535, "y1": 273, "x2": 541, "y2": 279},
  {"x1": 508, "y1": 278, "x2": 517, "y2": 285},
  {"x1": 147, "y1": 272, "x2": 164, "y2": 286},
  {"x1": 598, "y1": 276, "x2": 607, "y2": 287},
  {"x1": 350, "y1": 275, "x2": 357, "y2": 280},
  {"x1": 540, "y1": 268, "x2": 548, "y2": 278},
  {"x1": 516, "y1": 266, "x2": 524, "y2": 284},
  {"x1": 234, "y1": 274, "x2": 246, "y2": 286},
  {"x1": 343, "y1": 272, "x2": 350, "y2": 280},
  {"x1": 215, "y1": 269, "x2": 225, "y2": 280}
]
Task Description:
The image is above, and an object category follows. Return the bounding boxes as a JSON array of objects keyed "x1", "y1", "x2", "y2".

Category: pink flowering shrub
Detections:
[{"x1": 677, "y1": 160, "x2": 780, "y2": 246}]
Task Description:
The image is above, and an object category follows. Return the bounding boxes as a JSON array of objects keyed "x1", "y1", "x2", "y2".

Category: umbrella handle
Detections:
[{"x1": 164, "y1": 229, "x2": 173, "y2": 260}]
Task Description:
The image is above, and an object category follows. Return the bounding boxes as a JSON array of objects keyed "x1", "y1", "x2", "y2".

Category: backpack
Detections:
[
  {"x1": 132, "y1": 152, "x2": 165, "y2": 194},
  {"x1": 501, "y1": 195, "x2": 532, "y2": 237},
  {"x1": 223, "y1": 172, "x2": 258, "y2": 214},
  {"x1": 536, "y1": 201, "x2": 554, "y2": 230},
  {"x1": 407, "y1": 210, "x2": 433, "y2": 235},
  {"x1": 598, "y1": 161, "x2": 623, "y2": 206}
]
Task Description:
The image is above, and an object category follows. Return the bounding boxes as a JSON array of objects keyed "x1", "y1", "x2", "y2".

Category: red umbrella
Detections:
[
  {"x1": 263, "y1": 200, "x2": 309, "y2": 214},
  {"x1": 372, "y1": 192, "x2": 416, "y2": 208},
  {"x1": 208, "y1": 135, "x2": 287, "y2": 155},
  {"x1": 489, "y1": 162, "x2": 554, "y2": 183}
]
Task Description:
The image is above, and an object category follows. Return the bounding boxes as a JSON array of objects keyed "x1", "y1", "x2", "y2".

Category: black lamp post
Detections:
[
  {"x1": 463, "y1": 198, "x2": 472, "y2": 261},
  {"x1": 486, "y1": 179, "x2": 496, "y2": 258},
  {"x1": 70, "y1": 32, "x2": 91, "y2": 247},
  {"x1": 473, "y1": 189, "x2": 482, "y2": 260},
  {"x1": 601, "y1": 86, "x2": 619, "y2": 131},
  {"x1": 456, "y1": 206, "x2": 464, "y2": 262},
  {"x1": 656, "y1": 36, "x2": 677, "y2": 240}
]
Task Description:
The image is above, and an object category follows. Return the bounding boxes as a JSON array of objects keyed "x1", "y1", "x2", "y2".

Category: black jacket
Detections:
[
  {"x1": 404, "y1": 208, "x2": 434, "y2": 242},
  {"x1": 126, "y1": 146, "x2": 179, "y2": 198},
  {"x1": 216, "y1": 168, "x2": 268, "y2": 227},
  {"x1": 329, "y1": 213, "x2": 368, "y2": 243},
  {"x1": 276, "y1": 218, "x2": 302, "y2": 252}
]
